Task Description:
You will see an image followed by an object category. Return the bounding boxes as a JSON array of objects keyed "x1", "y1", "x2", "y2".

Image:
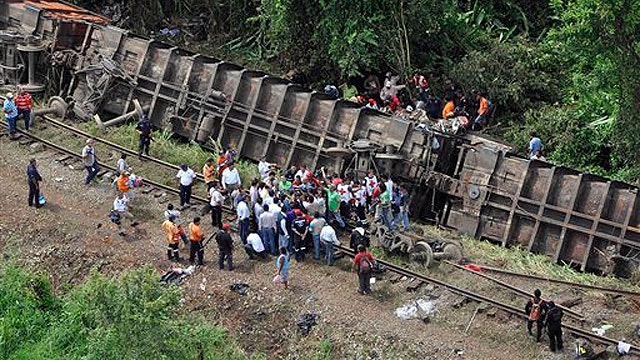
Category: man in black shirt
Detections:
[
  {"x1": 546, "y1": 301, "x2": 563, "y2": 352},
  {"x1": 27, "y1": 158, "x2": 43, "y2": 208},
  {"x1": 292, "y1": 210, "x2": 308, "y2": 262},
  {"x1": 216, "y1": 223, "x2": 234, "y2": 271},
  {"x1": 135, "y1": 114, "x2": 153, "y2": 158}
]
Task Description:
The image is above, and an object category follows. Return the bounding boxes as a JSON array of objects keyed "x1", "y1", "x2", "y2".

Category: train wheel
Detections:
[
  {"x1": 443, "y1": 242, "x2": 463, "y2": 262},
  {"x1": 410, "y1": 241, "x2": 433, "y2": 268}
]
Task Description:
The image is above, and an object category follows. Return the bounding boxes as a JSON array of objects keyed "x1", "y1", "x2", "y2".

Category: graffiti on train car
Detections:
[{"x1": 1, "y1": 0, "x2": 638, "y2": 277}]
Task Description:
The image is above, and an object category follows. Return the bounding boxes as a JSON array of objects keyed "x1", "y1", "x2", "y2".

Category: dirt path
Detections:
[{"x1": 0, "y1": 137, "x2": 622, "y2": 360}]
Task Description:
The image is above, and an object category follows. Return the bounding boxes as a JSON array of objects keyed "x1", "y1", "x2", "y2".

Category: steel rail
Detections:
[
  {"x1": 443, "y1": 261, "x2": 584, "y2": 320},
  {"x1": 40, "y1": 114, "x2": 210, "y2": 182},
  {"x1": 335, "y1": 244, "x2": 640, "y2": 354},
  {"x1": 476, "y1": 264, "x2": 640, "y2": 297},
  {"x1": 0, "y1": 122, "x2": 227, "y2": 211}
]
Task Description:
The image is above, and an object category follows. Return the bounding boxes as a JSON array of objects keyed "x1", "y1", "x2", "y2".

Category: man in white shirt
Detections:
[
  {"x1": 258, "y1": 156, "x2": 272, "y2": 180},
  {"x1": 236, "y1": 195, "x2": 250, "y2": 244},
  {"x1": 365, "y1": 171, "x2": 378, "y2": 203},
  {"x1": 258, "y1": 204, "x2": 277, "y2": 255},
  {"x1": 222, "y1": 163, "x2": 241, "y2": 191},
  {"x1": 116, "y1": 153, "x2": 128, "y2": 175},
  {"x1": 112, "y1": 193, "x2": 133, "y2": 236},
  {"x1": 244, "y1": 232, "x2": 266, "y2": 259},
  {"x1": 384, "y1": 174, "x2": 394, "y2": 202},
  {"x1": 320, "y1": 224, "x2": 340, "y2": 266},
  {"x1": 176, "y1": 164, "x2": 197, "y2": 207},
  {"x1": 209, "y1": 182, "x2": 225, "y2": 228}
]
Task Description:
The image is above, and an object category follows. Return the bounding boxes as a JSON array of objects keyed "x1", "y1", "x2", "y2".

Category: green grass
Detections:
[{"x1": 0, "y1": 264, "x2": 245, "y2": 360}]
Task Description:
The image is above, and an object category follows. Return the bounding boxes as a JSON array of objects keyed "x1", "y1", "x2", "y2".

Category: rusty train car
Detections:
[{"x1": 1, "y1": 0, "x2": 638, "y2": 276}]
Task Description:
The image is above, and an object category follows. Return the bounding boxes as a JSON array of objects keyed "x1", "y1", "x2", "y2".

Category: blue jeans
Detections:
[
  {"x1": 218, "y1": 251, "x2": 233, "y2": 270},
  {"x1": 279, "y1": 234, "x2": 290, "y2": 252},
  {"x1": 381, "y1": 207, "x2": 395, "y2": 231},
  {"x1": 324, "y1": 241, "x2": 335, "y2": 266},
  {"x1": 7, "y1": 116, "x2": 17, "y2": 134},
  {"x1": 330, "y1": 211, "x2": 345, "y2": 229},
  {"x1": 312, "y1": 234, "x2": 321, "y2": 260},
  {"x1": 239, "y1": 218, "x2": 249, "y2": 244},
  {"x1": 18, "y1": 109, "x2": 30, "y2": 131},
  {"x1": 261, "y1": 228, "x2": 277, "y2": 255},
  {"x1": 395, "y1": 210, "x2": 410, "y2": 230},
  {"x1": 85, "y1": 163, "x2": 101, "y2": 184}
]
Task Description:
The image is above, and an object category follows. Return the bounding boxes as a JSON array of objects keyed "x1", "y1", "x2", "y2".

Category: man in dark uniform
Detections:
[
  {"x1": 525, "y1": 289, "x2": 549, "y2": 342},
  {"x1": 291, "y1": 210, "x2": 308, "y2": 262},
  {"x1": 135, "y1": 114, "x2": 153, "y2": 158},
  {"x1": 216, "y1": 223, "x2": 234, "y2": 271},
  {"x1": 27, "y1": 158, "x2": 42, "y2": 208},
  {"x1": 546, "y1": 301, "x2": 563, "y2": 352}
]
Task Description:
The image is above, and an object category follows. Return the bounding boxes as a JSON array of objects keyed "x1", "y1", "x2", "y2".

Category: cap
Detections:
[
  {"x1": 6, "y1": 92, "x2": 13, "y2": 98},
  {"x1": 294, "y1": 209, "x2": 302, "y2": 216},
  {"x1": 222, "y1": 223, "x2": 230, "y2": 230},
  {"x1": 86, "y1": 139, "x2": 93, "y2": 144}
]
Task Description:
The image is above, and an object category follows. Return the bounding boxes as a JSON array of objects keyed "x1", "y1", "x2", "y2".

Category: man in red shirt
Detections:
[
  {"x1": 353, "y1": 245, "x2": 376, "y2": 295},
  {"x1": 15, "y1": 87, "x2": 33, "y2": 131}
]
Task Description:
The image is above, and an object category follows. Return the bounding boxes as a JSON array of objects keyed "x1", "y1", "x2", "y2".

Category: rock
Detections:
[
  {"x1": 486, "y1": 308, "x2": 498, "y2": 318},
  {"x1": 452, "y1": 297, "x2": 473, "y2": 309},
  {"x1": 560, "y1": 297, "x2": 583, "y2": 308},
  {"x1": 29, "y1": 142, "x2": 44, "y2": 152}
]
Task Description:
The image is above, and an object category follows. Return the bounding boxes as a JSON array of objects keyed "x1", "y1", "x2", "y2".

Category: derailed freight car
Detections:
[{"x1": 1, "y1": 0, "x2": 638, "y2": 276}]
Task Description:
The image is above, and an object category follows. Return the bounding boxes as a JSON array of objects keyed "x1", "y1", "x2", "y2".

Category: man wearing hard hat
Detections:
[{"x1": 2, "y1": 92, "x2": 18, "y2": 138}]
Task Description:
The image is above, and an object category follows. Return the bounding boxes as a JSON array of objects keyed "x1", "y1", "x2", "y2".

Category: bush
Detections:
[{"x1": 0, "y1": 266, "x2": 244, "y2": 360}]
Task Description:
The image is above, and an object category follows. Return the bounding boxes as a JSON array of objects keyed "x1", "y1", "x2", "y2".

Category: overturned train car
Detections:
[{"x1": 1, "y1": 1, "x2": 638, "y2": 276}]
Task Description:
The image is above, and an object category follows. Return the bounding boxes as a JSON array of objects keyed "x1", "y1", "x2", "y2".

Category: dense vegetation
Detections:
[
  {"x1": 0, "y1": 265, "x2": 244, "y2": 360},
  {"x1": 75, "y1": 0, "x2": 640, "y2": 182}
]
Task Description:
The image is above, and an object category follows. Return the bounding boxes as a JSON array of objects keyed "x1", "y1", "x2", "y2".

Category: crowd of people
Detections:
[{"x1": 325, "y1": 72, "x2": 494, "y2": 135}]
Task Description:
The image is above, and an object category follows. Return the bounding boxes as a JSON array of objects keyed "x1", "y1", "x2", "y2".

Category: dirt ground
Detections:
[{"x1": 0, "y1": 136, "x2": 638, "y2": 360}]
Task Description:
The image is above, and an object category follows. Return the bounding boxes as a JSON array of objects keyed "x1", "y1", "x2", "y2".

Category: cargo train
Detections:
[{"x1": 1, "y1": 0, "x2": 638, "y2": 276}]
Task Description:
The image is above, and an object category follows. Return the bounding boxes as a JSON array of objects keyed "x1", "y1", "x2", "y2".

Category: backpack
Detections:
[
  {"x1": 359, "y1": 254, "x2": 373, "y2": 274},
  {"x1": 529, "y1": 298, "x2": 543, "y2": 321}
]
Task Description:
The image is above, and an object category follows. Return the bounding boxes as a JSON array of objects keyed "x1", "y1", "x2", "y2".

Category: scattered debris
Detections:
[
  {"x1": 453, "y1": 349, "x2": 464, "y2": 356},
  {"x1": 160, "y1": 265, "x2": 196, "y2": 285},
  {"x1": 297, "y1": 313, "x2": 318, "y2": 335},
  {"x1": 464, "y1": 305, "x2": 481, "y2": 334},
  {"x1": 453, "y1": 297, "x2": 473, "y2": 309},
  {"x1": 560, "y1": 297, "x2": 583, "y2": 308},
  {"x1": 54, "y1": 177, "x2": 63, "y2": 182},
  {"x1": 617, "y1": 341, "x2": 631, "y2": 355},
  {"x1": 229, "y1": 282, "x2": 250, "y2": 296},
  {"x1": 406, "y1": 278, "x2": 423, "y2": 292},
  {"x1": 199, "y1": 277, "x2": 207, "y2": 292},
  {"x1": 592, "y1": 324, "x2": 614, "y2": 336},
  {"x1": 395, "y1": 299, "x2": 437, "y2": 321}
]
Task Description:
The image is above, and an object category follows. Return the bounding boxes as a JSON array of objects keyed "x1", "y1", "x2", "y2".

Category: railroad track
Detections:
[
  {"x1": 335, "y1": 244, "x2": 640, "y2": 355},
  {"x1": 2, "y1": 118, "x2": 638, "y2": 355}
]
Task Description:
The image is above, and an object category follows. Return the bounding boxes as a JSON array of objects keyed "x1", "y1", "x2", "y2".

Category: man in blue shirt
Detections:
[
  {"x1": 3, "y1": 92, "x2": 18, "y2": 138},
  {"x1": 529, "y1": 132, "x2": 542, "y2": 159}
]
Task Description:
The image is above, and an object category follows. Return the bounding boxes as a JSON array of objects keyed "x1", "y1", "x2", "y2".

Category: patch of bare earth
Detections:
[{"x1": 0, "y1": 136, "x2": 637, "y2": 360}]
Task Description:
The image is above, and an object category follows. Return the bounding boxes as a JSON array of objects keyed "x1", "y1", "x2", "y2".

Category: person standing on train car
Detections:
[
  {"x1": 135, "y1": 114, "x2": 153, "y2": 158},
  {"x1": 529, "y1": 132, "x2": 543, "y2": 159}
]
